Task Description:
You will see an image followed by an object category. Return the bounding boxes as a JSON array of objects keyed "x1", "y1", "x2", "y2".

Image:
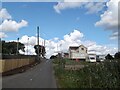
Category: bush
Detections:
[
  {"x1": 105, "y1": 54, "x2": 114, "y2": 60},
  {"x1": 50, "y1": 55, "x2": 57, "y2": 59},
  {"x1": 114, "y1": 52, "x2": 120, "y2": 59},
  {"x1": 53, "y1": 59, "x2": 120, "y2": 88}
]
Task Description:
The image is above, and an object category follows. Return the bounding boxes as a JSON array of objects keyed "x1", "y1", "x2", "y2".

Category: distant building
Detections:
[
  {"x1": 63, "y1": 53, "x2": 69, "y2": 58},
  {"x1": 86, "y1": 50, "x2": 96, "y2": 62},
  {"x1": 69, "y1": 45, "x2": 87, "y2": 60},
  {"x1": 97, "y1": 55, "x2": 106, "y2": 62},
  {"x1": 86, "y1": 54, "x2": 96, "y2": 62}
]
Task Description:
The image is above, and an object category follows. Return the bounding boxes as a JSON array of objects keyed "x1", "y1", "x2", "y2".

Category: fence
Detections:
[
  {"x1": 2, "y1": 55, "x2": 37, "y2": 59},
  {"x1": 0, "y1": 55, "x2": 37, "y2": 73}
]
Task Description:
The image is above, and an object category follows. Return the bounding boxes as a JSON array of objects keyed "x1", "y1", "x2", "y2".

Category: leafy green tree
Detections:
[
  {"x1": 114, "y1": 52, "x2": 120, "y2": 59},
  {"x1": 105, "y1": 54, "x2": 114, "y2": 60},
  {"x1": 2, "y1": 40, "x2": 25, "y2": 55},
  {"x1": 34, "y1": 45, "x2": 45, "y2": 57},
  {"x1": 50, "y1": 55, "x2": 57, "y2": 59}
]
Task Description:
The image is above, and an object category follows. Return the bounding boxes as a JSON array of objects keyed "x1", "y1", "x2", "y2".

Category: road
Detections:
[{"x1": 2, "y1": 59, "x2": 57, "y2": 88}]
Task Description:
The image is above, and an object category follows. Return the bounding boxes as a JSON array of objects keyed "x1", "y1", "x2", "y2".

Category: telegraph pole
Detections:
[
  {"x1": 37, "y1": 26, "x2": 40, "y2": 61},
  {"x1": 16, "y1": 38, "x2": 19, "y2": 55},
  {"x1": 44, "y1": 39, "x2": 45, "y2": 47},
  {"x1": 27, "y1": 37, "x2": 29, "y2": 55},
  {"x1": 43, "y1": 40, "x2": 45, "y2": 57}
]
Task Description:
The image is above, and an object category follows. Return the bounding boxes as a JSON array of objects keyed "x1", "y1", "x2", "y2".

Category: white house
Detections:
[
  {"x1": 69, "y1": 45, "x2": 87, "y2": 60},
  {"x1": 86, "y1": 50, "x2": 96, "y2": 62},
  {"x1": 86, "y1": 54, "x2": 96, "y2": 62}
]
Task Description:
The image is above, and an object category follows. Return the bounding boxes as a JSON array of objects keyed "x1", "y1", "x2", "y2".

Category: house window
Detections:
[{"x1": 81, "y1": 48, "x2": 84, "y2": 50}]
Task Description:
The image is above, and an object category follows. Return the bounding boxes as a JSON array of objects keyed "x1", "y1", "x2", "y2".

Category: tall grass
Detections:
[{"x1": 53, "y1": 58, "x2": 120, "y2": 88}]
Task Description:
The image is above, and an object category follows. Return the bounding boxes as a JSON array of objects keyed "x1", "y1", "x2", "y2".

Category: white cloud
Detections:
[
  {"x1": 87, "y1": 43, "x2": 117, "y2": 55},
  {"x1": 0, "y1": 19, "x2": 28, "y2": 32},
  {"x1": 24, "y1": 45, "x2": 36, "y2": 55},
  {"x1": 18, "y1": 30, "x2": 117, "y2": 58},
  {"x1": 0, "y1": 8, "x2": 28, "y2": 39},
  {"x1": 110, "y1": 32, "x2": 118, "y2": 40},
  {"x1": 53, "y1": 1, "x2": 105, "y2": 14},
  {"x1": 19, "y1": 49, "x2": 25, "y2": 55},
  {"x1": 64, "y1": 29, "x2": 84, "y2": 42},
  {"x1": 19, "y1": 35, "x2": 45, "y2": 55},
  {"x1": 18, "y1": 30, "x2": 84, "y2": 58},
  {"x1": 0, "y1": 32, "x2": 7, "y2": 38},
  {"x1": 8, "y1": 35, "x2": 36, "y2": 55},
  {"x1": 85, "y1": 2, "x2": 105, "y2": 14},
  {"x1": 52, "y1": 37, "x2": 59, "y2": 42},
  {"x1": 95, "y1": 0, "x2": 119, "y2": 39},
  {"x1": 0, "y1": 8, "x2": 12, "y2": 20},
  {"x1": 54, "y1": 2, "x2": 83, "y2": 13},
  {"x1": 54, "y1": 0, "x2": 118, "y2": 40},
  {"x1": 19, "y1": 35, "x2": 36, "y2": 45}
]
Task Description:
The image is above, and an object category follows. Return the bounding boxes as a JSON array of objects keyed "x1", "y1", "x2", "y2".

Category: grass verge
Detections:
[{"x1": 53, "y1": 58, "x2": 120, "y2": 88}]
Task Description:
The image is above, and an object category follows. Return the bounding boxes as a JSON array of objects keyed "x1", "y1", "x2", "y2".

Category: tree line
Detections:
[
  {"x1": 105, "y1": 52, "x2": 120, "y2": 60},
  {"x1": 2, "y1": 40, "x2": 45, "y2": 57},
  {"x1": 50, "y1": 52, "x2": 120, "y2": 60},
  {"x1": 2, "y1": 40, "x2": 25, "y2": 55},
  {"x1": 1, "y1": 40, "x2": 120, "y2": 60}
]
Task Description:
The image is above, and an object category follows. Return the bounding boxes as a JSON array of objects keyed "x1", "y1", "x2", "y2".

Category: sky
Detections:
[{"x1": 0, "y1": 0, "x2": 119, "y2": 58}]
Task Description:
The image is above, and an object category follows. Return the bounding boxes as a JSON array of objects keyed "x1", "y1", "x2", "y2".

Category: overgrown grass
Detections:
[
  {"x1": 53, "y1": 58, "x2": 92, "y2": 65},
  {"x1": 53, "y1": 58, "x2": 120, "y2": 88},
  {"x1": 65, "y1": 58, "x2": 94, "y2": 66}
]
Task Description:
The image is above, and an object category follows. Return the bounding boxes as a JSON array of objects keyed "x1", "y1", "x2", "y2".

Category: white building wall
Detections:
[
  {"x1": 86, "y1": 54, "x2": 96, "y2": 62},
  {"x1": 69, "y1": 45, "x2": 87, "y2": 60},
  {"x1": 71, "y1": 53, "x2": 87, "y2": 59}
]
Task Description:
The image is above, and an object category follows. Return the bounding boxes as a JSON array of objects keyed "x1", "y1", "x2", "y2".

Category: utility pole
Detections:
[
  {"x1": 37, "y1": 26, "x2": 40, "y2": 61},
  {"x1": 41, "y1": 40, "x2": 42, "y2": 57},
  {"x1": 44, "y1": 39, "x2": 45, "y2": 47},
  {"x1": 44, "y1": 39, "x2": 45, "y2": 58},
  {"x1": 16, "y1": 38, "x2": 19, "y2": 55},
  {"x1": 27, "y1": 37, "x2": 29, "y2": 55}
]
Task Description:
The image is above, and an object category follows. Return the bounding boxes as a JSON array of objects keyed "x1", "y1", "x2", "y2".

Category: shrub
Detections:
[{"x1": 53, "y1": 59, "x2": 120, "y2": 88}]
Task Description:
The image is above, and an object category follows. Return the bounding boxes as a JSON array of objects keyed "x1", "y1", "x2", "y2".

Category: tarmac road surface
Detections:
[{"x1": 2, "y1": 59, "x2": 57, "y2": 88}]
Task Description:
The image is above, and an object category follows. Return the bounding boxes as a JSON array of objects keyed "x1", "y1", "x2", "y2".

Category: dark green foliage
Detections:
[
  {"x1": 50, "y1": 55, "x2": 57, "y2": 59},
  {"x1": 52, "y1": 58, "x2": 66, "y2": 68},
  {"x1": 2, "y1": 40, "x2": 25, "y2": 55},
  {"x1": 105, "y1": 54, "x2": 114, "y2": 60},
  {"x1": 53, "y1": 59, "x2": 120, "y2": 88},
  {"x1": 114, "y1": 52, "x2": 120, "y2": 59},
  {"x1": 52, "y1": 58, "x2": 60, "y2": 64},
  {"x1": 34, "y1": 45, "x2": 45, "y2": 57}
]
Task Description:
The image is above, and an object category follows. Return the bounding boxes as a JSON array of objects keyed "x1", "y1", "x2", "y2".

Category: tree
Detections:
[
  {"x1": 114, "y1": 52, "x2": 120, "y2": 59},
  {"x1": 105, "y1": 54, "x2": 114, "y2": 60},
  {"x1": 34, "y1": 45, "x2": 46, "y2": 57},
  {"x1": 50, "y1": 55, "x2": 57, "y2": 59},
  {"x1": 2, "y1": 40, "x2": 25, "y2": 55}
]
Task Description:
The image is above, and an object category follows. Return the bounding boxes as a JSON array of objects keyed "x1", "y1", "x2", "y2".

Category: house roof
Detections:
[
  {"x1": 79, "y1": 45, "x2": 87, "y2": 49},
  {"x1": 64, "y1": 53, "x2": 69, "y2": 55},
  {"x1": 64, "y1": 53, "x2": 69, "y2": 54},
  {"x1": 69, "y1": 46, "x2": 79, "y2": 49},
  {"x1": 69, "y1": 45, "x2": 87, "y2": 49}
]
